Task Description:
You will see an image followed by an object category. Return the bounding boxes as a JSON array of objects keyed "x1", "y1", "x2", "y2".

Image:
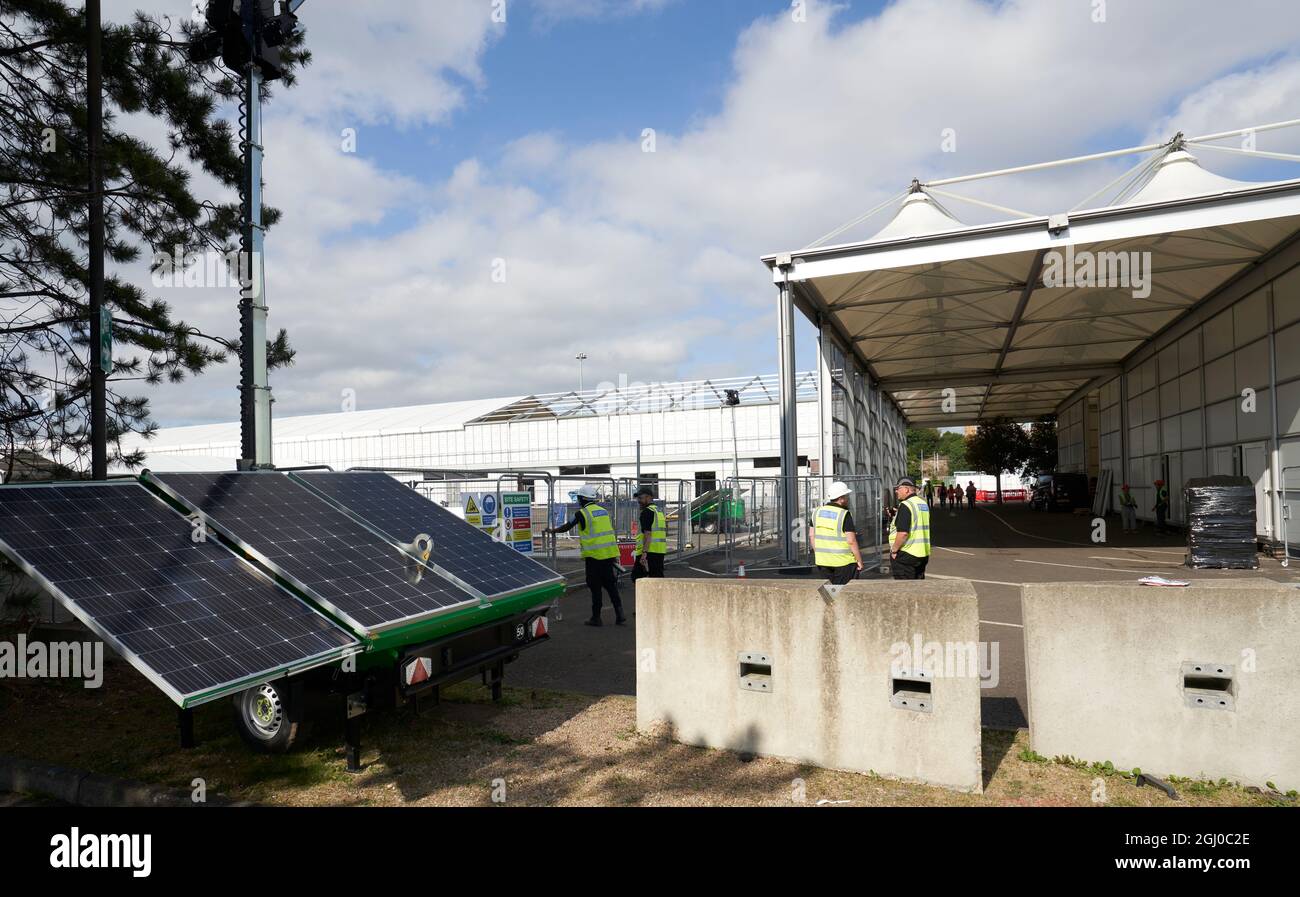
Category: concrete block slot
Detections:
[
  {"x1": 738, "y1": 652, "x2": 773, "y2": 693},
  {"x1": 1182, "y1": 661, "x2": 1235, "y2": 711},
  {"x1": 890, "y1": 671, "x2": 933, "y2": 713}
]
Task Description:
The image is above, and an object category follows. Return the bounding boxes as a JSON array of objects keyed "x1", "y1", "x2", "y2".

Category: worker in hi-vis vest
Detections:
[
  {"x1": 632, "y1": 485, "x2": 667, "y2": 579},
  {"x1": 889, "y1": 476, "x2": 931, "y2": 580},
  {"x1": 1118, "y1": 483, "x2": 1138, "y2": 532},
  {"x1": 543, "y1": 484, "x2": 626, "y2": 626},
  {"x1": 811, "y1": 481, "x2": 864, "y2": 585}
]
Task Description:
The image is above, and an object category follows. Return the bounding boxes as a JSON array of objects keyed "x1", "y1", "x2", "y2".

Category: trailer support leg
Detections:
[
  {"x1": 490, "y1": 661, "x2": 504, "y2": 702},
  {"x1": 344, "y1": 717, "x2": 361, "y2": 772},
  {"x1": 345, "y1": 690, "x2": 366, "y2": 773},
  {"x1": 178, "y1": 708, "x2": 195, "y2": 749}
]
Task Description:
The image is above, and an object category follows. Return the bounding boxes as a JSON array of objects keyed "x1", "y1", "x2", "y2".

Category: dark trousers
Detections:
[
  {"x1": 585, "y1": 557, "x2": 624, "y2": 619},
  {"x1": 891, "y1": 551, "x2": 928, "y2": 580},
  {"x1": 1155, "y1": 506, "x2": 1168, "y2": 532},
  {"x1": 818, "y1": 563, "x2": 858, "y2": 585},
  {"x1": 644, "y1": 551, "x2": 665, "y2": 579},
  {"x1": 634, "y1": 551, "x2": 665, "y2": 579}
]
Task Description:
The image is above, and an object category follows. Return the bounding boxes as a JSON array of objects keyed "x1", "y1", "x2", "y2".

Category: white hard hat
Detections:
[
  {"x1": 570, "y1": 484, "x2": 600, "y2": 501},
  {"x1": 826, "y1": 481, "x2": 852, "y2": 501}
]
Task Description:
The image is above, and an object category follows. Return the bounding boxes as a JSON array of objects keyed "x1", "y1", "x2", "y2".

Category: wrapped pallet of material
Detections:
[{"x1": 1184, "y1": 476, "x2": 1258, "y2": 569}]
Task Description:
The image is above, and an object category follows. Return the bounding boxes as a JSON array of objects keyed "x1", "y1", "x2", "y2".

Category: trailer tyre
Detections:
[{"x1": 233, "y1": 681, "x2": 304, "y2": 753}]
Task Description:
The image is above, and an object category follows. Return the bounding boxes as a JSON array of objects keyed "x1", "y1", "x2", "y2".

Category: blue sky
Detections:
[{"x1": 110, "y1": 0, "x2": 1300, "y2": 428}]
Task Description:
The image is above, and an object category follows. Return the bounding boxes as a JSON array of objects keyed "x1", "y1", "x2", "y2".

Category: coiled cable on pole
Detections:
[{"x1": 237, "y1": 68, "x2": 255, "y2": 463}]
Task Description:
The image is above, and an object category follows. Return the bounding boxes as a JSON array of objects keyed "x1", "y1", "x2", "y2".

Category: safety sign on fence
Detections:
[
  {"x1": 501, "y1": 492, "x2": 534, "y2": 554},
  {"x1": 461, "y1": 492, "x2": 498, "y2": 536}
]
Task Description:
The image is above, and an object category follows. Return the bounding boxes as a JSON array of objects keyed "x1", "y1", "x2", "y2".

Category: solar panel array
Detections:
[
  {"x1": 147, "y1": 472, "x2": 479, "y2": 633},
  {"x1": 292, "y1": 472, "x2": 561, "y2": 599},
  {"x1": 0, "y1": 482, "x2": 357, "y2": 705}
]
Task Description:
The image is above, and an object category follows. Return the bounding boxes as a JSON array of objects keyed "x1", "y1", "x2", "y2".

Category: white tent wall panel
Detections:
[
  {"x1": 1074, "y1": 246, "x2": 1300, "y2": 536},
  {"x1": 1056, "y1": 398, "x2": 1087, "y2": 474},
  {"x1": 1205, "y1": 355, "x2": 1235, "y2": 403}
]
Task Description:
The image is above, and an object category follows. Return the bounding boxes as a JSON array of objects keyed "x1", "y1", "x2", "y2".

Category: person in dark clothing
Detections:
[
  {"x1": 632, "y1": 485, "x2": 666, "y2": 579},
  {"x1": 965, "y1": 481, "x2": 977, "y2": 509},
  {"x1": 543, "y1": 484, "x2": 625, "y2": 626}
]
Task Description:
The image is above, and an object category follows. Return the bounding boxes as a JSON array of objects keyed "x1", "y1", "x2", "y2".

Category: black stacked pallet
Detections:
[{"x1": 1184, "y1": 476, "x2": 1258, "y2": 569}]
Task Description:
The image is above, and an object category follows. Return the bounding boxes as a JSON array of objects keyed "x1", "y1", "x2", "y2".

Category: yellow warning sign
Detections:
[{"x1": 464, "y1": 495, "x2": 481, "y2": 528}]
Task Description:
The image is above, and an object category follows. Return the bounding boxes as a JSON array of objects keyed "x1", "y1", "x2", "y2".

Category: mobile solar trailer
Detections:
[{"x1": 139, "y1": 470, "x2": 564, "y2": 768}]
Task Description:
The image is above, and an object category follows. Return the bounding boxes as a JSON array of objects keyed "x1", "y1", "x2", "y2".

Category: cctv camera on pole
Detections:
[{"x1": 189, "y1": 1, "x2": 303, "y2": 468}]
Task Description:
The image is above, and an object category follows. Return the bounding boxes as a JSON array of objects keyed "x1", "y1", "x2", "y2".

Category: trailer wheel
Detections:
[{"x1": 233, "y1": 681, "x2": 304, "y2": 753}]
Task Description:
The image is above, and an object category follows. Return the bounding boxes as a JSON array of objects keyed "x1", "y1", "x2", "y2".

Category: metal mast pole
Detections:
[
  {"x1": 239, "y1": 62, "x2": 271, "y2": 467},
  {"x1": 86, "y1": 0, "x2": 107, "y2": 479}
]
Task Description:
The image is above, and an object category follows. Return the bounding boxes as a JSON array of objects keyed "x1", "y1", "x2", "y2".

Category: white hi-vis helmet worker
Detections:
[
  {"x1": 825, "y1": 481, "x2": 853, "y2": 502},
  {"x1": 570, "y1": 484, "x2": 600, "y2": 502}
]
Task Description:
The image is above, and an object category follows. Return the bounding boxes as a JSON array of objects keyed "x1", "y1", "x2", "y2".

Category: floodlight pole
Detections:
[
  {"x1": 237, "y1": 0, "x2": 308, "y2": 469},
  {"x1": 87, "y1": 0, "x2": 107, "y2": 479},
  {"x1": 238, "y1": 61, "x2": 272, "y2": 469}
]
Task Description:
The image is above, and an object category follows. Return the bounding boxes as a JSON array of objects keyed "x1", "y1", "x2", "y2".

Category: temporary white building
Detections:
[{"x1": 120, "y1": 372, "x2": 892, "y2": 487}]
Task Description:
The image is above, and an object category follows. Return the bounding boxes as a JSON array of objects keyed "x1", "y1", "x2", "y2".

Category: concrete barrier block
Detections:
[
  {"x1": 635, "y1": 577, "x2": 983, "y2": 792},
  {"x1": 1023, "y1": 581, "x2": 1300, "y2": 790}
]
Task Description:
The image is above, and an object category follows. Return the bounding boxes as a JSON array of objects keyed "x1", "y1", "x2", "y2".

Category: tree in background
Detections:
[
  {"x1": 905, "y1": 427, "x2": 968, "y2": 480},
  {"x1": 1019, "y1": 416, "x2": 1058, "y2": 478},
  {"x1": 1, "y1": 1, "x2": 302, "y2": 477},
  {"x1": 964, "y1": 418, "x2": 1029, "y2": 504}
]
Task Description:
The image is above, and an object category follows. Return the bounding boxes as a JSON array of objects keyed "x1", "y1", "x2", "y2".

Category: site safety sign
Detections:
[{"x1": 501, "y1": 492, "x2": 534, "y2": 554}]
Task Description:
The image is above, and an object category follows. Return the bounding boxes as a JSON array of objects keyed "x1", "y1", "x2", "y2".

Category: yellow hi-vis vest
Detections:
[
  {"x1": 889, "y1": 495, "x2": 932, "y2": 558},
  {"x1": 636, "y1": 506, "x2": 667, "y2": 556},
  {"x1": 813, "y1": 504, "x2": 855, "y2": 568},
  {"x1": 578, "y1": 504, "x2": 619, "y2": 560}
]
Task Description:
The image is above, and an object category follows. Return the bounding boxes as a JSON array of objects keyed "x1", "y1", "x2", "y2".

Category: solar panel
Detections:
[
  {"x1": 0, "y1": 481, "x2": 358, "y2": 707},
  {"x1": 291, "y1": 472, "x2": 562, "y2": 600},
  {"x1": 144, "y1": 472, "x2": 479, "y2": 635}
]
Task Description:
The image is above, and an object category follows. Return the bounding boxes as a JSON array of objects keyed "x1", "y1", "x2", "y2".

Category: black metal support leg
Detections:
[
  {"x1": 178, "y1": 708, "x2": 194, "y2": 749},
  {"x1": 345, "y1": 715, "x2": 362, "y2": 772},
  {"x1": 490, "y1": 661, "x2": 504, "y2": 702},
  {"x1": 345, "y1": 690, "x2": 365, "y2": 773}
]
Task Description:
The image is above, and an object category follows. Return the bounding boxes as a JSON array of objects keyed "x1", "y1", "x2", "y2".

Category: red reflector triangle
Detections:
[{"x1": 407, "y1": 658, "x2": 430, "y2": 685}]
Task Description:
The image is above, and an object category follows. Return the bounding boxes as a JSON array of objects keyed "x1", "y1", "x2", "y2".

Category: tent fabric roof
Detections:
[
  {"x1": 765, "y1": 146, "x2": 1300, "y2": 427},
  {"x1": 869, "y1": 190, "x2": 964, "y2": 242}
]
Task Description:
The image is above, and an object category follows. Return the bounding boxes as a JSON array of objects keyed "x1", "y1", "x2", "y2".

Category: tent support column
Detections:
[{"x1": 777, "y1": 261, "x2": 799, "y2": 564}]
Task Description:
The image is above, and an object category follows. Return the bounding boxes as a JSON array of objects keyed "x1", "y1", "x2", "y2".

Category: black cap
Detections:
[
  {"x1": 896, "y1": 476, "x2": 916, "y2": 488},
  {"x1": 633, "y1": 485, "x2": 657, "y2": 498}
]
